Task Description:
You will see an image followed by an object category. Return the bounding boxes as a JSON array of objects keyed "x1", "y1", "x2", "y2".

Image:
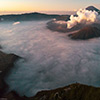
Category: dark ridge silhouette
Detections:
[
  {"x1": 68, "y1": 26, "x2": 100, "y2": 40},
  {"x1": 0, "y1": 12, "x2": 69, "y2": 21},
  {"x1": 0, "y1": 50, "x2": 19, "y2": 97},
  {"x1": 2, "y1": 83, "x2": 100, "y2": 100},
  {"x1": 86, "y1": 6, "x2": 100, "y2": 13}
]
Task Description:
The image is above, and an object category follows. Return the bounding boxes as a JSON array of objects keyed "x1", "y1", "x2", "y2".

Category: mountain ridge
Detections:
[{"x1": 0, "y1": 12, "x2": 70, "y2": 21}]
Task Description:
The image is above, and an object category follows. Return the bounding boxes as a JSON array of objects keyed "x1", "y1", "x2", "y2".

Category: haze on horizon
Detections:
[{"x1": 0, "y1": 0, "x2": 100, "y2": 14}]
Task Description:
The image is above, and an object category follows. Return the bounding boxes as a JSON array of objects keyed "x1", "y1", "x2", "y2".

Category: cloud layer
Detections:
[{"x1": 0, "y1": 21, "x2": 100, "y2": 97}]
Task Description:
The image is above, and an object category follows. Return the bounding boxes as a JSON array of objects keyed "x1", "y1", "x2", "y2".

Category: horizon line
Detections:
[{"x1": 0, "y1": 11, "x2": 76, "y2": 15}]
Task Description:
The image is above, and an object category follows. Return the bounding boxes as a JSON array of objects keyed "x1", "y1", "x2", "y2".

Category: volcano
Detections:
[
  {"x1": 86, "y1": 6, "x2": 100, "y2": 13},
  {"x1": 68, "y1": 26, "x2": 100, "y2": 40}
]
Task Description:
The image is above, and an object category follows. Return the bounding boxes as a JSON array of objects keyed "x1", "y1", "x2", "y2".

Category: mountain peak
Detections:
[{"x1": 86, "y1": 6, "x2": 100, "y2": 12}]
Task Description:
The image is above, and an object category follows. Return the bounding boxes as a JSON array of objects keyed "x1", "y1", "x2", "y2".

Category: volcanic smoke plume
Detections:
[
  {"x1": 67, "y1": 9, "x2": 100, "y2": 29},
  {"x1": 47, "y1": 7, "x2": 100, "y2": 33}
]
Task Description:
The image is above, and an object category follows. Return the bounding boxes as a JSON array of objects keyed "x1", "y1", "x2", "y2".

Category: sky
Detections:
[{"x1": 0, "y1": 0, "x2": 100, "y2": 14}]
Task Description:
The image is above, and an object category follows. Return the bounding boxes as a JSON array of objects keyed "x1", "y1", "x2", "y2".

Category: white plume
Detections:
[{"x1": 67, "y1": 9, "x2": 100, "y2": 29}]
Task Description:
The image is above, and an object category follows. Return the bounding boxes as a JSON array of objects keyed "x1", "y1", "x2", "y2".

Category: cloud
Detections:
[{"x1": 13, "y1": 21, "x2": 20, "y2": 25}]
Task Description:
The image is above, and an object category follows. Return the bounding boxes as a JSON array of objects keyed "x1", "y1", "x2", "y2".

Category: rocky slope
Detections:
[
  {"x1": 2, "y1": 83, "x2": 100, "y2": 100},
  {"x1": 0, "y1": 50, "x2": 19, "y2": 97},
  {"x1": 31, "y1": 83, "x2": 100, "y2": 100},
  {"x1": 68, "y1": 26, "x2": 100, "y2": 40}
]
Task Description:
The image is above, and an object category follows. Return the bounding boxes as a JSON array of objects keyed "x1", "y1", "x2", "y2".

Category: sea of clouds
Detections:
[{"x1": 0, "y1": 21, "x2": 100, "y2": 97}]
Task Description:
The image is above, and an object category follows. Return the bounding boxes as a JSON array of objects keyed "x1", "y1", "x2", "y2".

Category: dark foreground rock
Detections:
[
  {"x1": 2, "y1": 83, "x2": 100, "y2": 100},
  {"x1": 0, "y1": 50, "x2": 19, "y2": 97},
  {"x1": 68, "y1": 26, "x2": 100, "y2": 40},
  {"x1": 0, "y1": 51, "x2": 19, "y2": 76},
  {"x1": 28, "y1": 83, "x2": 100, "y2": 100},
  {"x1": 2, "y1": 91, "x2": 26, "y2": 100}
]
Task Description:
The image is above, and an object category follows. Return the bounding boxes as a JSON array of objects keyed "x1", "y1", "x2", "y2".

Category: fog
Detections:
[{"x1": 0, "y1": 21, "x2": 100, "y2": 97}]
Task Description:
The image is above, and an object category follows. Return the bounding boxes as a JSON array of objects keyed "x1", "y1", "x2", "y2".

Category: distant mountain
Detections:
[
  {"x1": 86, "y1": 6, "x2": 100, "y2": 13},
  {"x1": 0, "y1": 12, "x2": 70, "y2": 21}
]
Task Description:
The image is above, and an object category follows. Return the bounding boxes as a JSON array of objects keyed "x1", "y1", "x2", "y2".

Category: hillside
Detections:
[
  {"x1": 68, "y1": 26, "x2": 100, "y2": 40},
  {"x1": 2, "y1": 83, "x2": 100, "y2": 100}
]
